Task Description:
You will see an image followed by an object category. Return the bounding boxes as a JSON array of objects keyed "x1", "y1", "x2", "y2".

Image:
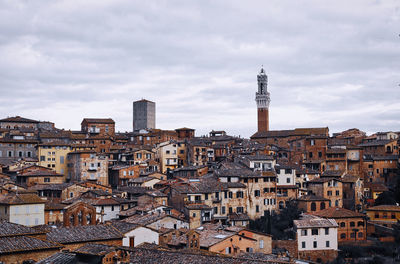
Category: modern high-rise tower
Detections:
[
  {"x1": 255, "y1": 68, "x2": 271, "y2": 133},
  {"x1": 133, "y1": 99, "x2": 156, "y2": 131}
]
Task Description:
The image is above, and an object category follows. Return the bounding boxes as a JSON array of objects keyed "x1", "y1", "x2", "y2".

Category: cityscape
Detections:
[{"x1": 0, "y1": 68, "x2": 398, "y2": 263}]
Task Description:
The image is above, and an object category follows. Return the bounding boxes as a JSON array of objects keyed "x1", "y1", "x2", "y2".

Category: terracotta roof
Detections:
[
  {"x1": 129, "y1": 247, "x2": 292, "y2": 263},
  {"x1": 0, "y1": 221, "x2": 46, "y2": 237},
  {"x1": 251, "y1": 127, "x2": 329, "y2": 139},
  {"x1": 321, "y1": 170, "x2": 345, "y2": 177},
  {"x1": 294, "y1": 215, "x2": 338, "y2": 228},
  {"x1": 19, "y1": 170, "x2": 63, "y2": 177},
  {"x1": 36, "y1": 252, "x2": 77, "y2": 264},
  {"x1": 366, "y1": 205, "x2": 400, "y2": 212},
  {"x1": 74, "y1": 243, "x2": 116, "y2": 256},
  {"x1": 0, "y1": 116, "x2": 39, "y2": 123},
  {"x1": 228, "y1": 213, "x2": 250, "y2": 221},
  {"x1": 311, "y1": 207, "x2": 365, "y2": 218},
  {"x1": 297, "y1": 194, "x2": 329, "y2": 201},
  {"x1": 0, "y1": 236, "x2": 62, "y2": 254},
  {"x1": 358, "y1": 140, "x2": 393, "y2": 147},
  {"x1": 46, "y1": 225, "x2": 123, "y2": 244},
  {"x1": 82, "y1": 118, "x2": 115, "y2": 124},
  {"x1": 0, "y1": 193, "x2": 45, "y2": 205},
  {"x1": 109, "y1": 221, "x2": 141, "y2": 234}
]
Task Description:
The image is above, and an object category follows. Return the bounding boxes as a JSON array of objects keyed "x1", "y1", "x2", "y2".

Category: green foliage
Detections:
[
  {"x1": 374, "y1": 191, "x2": 397, "y2": 206},
  {"x1": 249, "y1": 200, "x2": 301, "y2": 240}
]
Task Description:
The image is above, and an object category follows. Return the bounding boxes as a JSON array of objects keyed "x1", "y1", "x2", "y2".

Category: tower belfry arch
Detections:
[{"x1": 255, "y1": 67, "x2": 271, "y2": 132}]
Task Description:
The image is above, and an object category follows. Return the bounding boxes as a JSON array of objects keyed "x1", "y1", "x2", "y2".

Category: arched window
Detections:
[
  {"x1": 69, "y1": 214, "x2": 75, "y2": 226},
  {"x1": 340, "y1": 222, "x2": 346, "y2": 227},
  {"x1": 340, "y1": 233, "x2": 346, "y2": 239},
  {"x1": 358, "y1": 232, "x2": 363, "y2": 238},
  {"x1": 335, "y1": 200, "x2": 339, "y2": 206},
  {"x1": 86, "y1": 213, "x2": 92, "y2": 225},
  {"x1": 311, "y1": 202, "x2": 316, "y2": 211},
  {"x1": 350, "y1": 221, "x2": 355, "y2": 227},
  {"x1": 357, "y1": 221, "x2": 364, "y2": 227},
  {"x1": 78, "y1": 211, "x2": 83, "y2": 225},
  {"x1": 320, "y1": 202, "x2": 326, "y2": 210}
]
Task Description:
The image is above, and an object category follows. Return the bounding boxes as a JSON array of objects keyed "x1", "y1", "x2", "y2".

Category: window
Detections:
[
  {"x1": 254, "y1": 190, "x2": 260, "y2": 197},
  {"x1": 311, "y1": 229, "x2": 318, "y2": 235},
  {"x1": 340, "y1": 222, "x2": 346, "y2": 227},
  {"x1": 60, "y1": 156, "x2": 64, "y2": 164},
  {"x1": 301, "y1": 229, "x2": 308, "y2": 236},
  {"x1": 309, "y1": 152, "x2": 313, "y2": 158},
  {"x1": 358, "y1": 232, "x2": 363, "y2": 238},
  {"x1": 358, "y1": 221, "x2": 364, "y2": 227},
  {"x1": 318, "y1": 152, "x2": 322, "y2": 158},
  {"x1": 214, "y1": 207, "x2": 218, "y2": 214},
  {"x1": 313, "y1": 241, "x2": 317, "y2": 248},
  {"x1": 236, "y1": 191, "x2": 243, "y2": 198},
  {"x1": 286, "y1": 178, "x2": 290, "y2": 183},
  {"x1": 350, "y1": 222, "x2": 355, "y2": 227},
  {"x1": 335, "y1": 200, "x2": 339, "y2": 206},
  {"x1": 229, "y1": 207, "x2": 233, "y2": 214},
  {"x1": 310, "y1": 139, "x2": 315, "y2": 146},
  {"x1": 225, "y1": 247, "x2": 231, "y2": 254},
  {"x1": 326, "y1": 241, "x2": 330, "y2": 247},
  {"x1": 228, "y1": 192, "x2": 233, "y2": 198},
  {"x1": 256, "y1": 205, "x2": 259, "y2": 213},
  {"x1": 237, "y1": 207, "x2": 243, "y2": 213},
  {"x1": 302, "y1": 241, "x2": 306, "y2": 248},
  {"x1": 311, "y1": 202, "x2": 316, "y2": 211},
  {"x1": 204, "y1": 193, "x2": 208, "y2": 200},
  {"x1": 375, "y1": 213, "x2": 379, "y2": 218},
  {"x1": 44, "y1": 178, "x2": 50, "y2": 183},
  {"x1": 327, "y1": 191, "x2": 332, "y2": 196},
  {"x1": 336, "y1": 190, "x2": 340, "y2": 196},
  {"x1": 325, "y1": 228, "x2": 329, "y2": 235},
  {"x1": 340, "y1": 233, "x2": 346, "y2": 239},
  {"x1": 40, "y1": 156, "x2": 45, "y2": 161},
  {"x1": 260, "y1": 240, "x2": 264, "y2": 249},
  {"x1": 222, "y1": 206, "x2": 226, "y2": 214},
  {"x1": 392, "y1": 214, "x2": 396, "y2": 219}
]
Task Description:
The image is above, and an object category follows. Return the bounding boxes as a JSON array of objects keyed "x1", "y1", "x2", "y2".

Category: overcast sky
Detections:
[{"x1": 0, "y1": 0, "x2": 399, "y2": 137}]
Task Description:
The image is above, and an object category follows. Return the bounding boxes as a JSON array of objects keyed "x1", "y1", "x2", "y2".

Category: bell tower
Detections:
[{"x1": 255, "y1": 67, "x2": 270, "y2": 132}]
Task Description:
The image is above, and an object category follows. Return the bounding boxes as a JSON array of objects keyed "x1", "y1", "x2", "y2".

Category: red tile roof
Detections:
[{"x1": 311, "y1": 207, "x2": 365, "y2": 218}]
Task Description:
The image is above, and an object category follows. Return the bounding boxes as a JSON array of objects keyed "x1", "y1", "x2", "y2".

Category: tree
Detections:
[
  {"x1": 249, "y1": 199, "x2": 301, "y2": 240},
  {"x1": 374, "y1": 191, "x2": 397, "y2": 206}
]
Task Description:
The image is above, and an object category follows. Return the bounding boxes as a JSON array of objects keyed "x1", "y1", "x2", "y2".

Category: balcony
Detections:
[
  {"x1": 185, "y1": 199, "x2": 204, "y2": 205},
  {"x1": 212, "y1": 198, "x2": 221, "y2": 203},
  {"x1": 277, "y1": 193, "x2": 288, "y2": 197}
]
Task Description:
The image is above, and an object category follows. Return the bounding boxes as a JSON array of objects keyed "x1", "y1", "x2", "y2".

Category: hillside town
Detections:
[{"x1": 0, "y1": 69, "x2": 399, "y2": 263}]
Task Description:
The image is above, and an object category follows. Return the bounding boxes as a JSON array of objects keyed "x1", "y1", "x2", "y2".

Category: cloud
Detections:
[{"x1": 0, "y1": 0, "x2": 399, "y2": 137}]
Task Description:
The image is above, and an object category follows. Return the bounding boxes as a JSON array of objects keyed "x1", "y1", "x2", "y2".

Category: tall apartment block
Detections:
[{"x1": 133, "y1": 99, "x2": 156, "y2": 131}]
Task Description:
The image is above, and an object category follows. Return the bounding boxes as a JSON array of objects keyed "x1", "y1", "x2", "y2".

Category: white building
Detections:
[
  {"x1": 275, "y1": 164, "x2": 296, "y2": 186},
  {"x1": 0, "y1": 193, "x2": 45, "y2": 226},
  {"x1": 111, "y1": 221, "x2": 159, "y2": 247},
  {"x1": 156, "y1": 141, "x2": 179, "y2": 173},
  {"x1": 294, "y1": 215, "x2": 338, "y2": 252}
]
